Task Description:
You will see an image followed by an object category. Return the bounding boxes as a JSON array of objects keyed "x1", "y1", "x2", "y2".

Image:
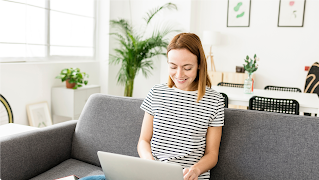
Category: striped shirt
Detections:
[{"x1": 140, "y1": 84, "x2": 224, "y2": 179}]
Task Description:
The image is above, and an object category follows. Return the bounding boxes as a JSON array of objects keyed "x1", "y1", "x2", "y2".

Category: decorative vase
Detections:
[
  {"x1": 244, "y1": 73, "x2": 254, "y2": 94},
  {"x1": 66, "y1": 79, "x2": 76, "y2": 89}
]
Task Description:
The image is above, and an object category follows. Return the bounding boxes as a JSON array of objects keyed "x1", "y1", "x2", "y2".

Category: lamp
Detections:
[{"x1": 202, "y1": 31, "x2": 220, "y2": 72}]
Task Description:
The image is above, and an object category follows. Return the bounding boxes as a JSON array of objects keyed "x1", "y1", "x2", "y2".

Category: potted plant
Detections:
[
  {"x1": 243, "y1": 54, "x2": 259, "y2": 94},
  {"x1": 109, "y1": 2, "x2": 181, "y2": 97},
  {"x1": 243, "y1": 54, "x2": 258, "y2": 75},
  {"x1": 55, "y1": 68, "x2": 89, "y2": 89}
]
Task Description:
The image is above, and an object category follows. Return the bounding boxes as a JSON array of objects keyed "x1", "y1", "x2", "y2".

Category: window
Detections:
[{"x1": 0, "y1": 0, "x2": 96, "y2": 62}]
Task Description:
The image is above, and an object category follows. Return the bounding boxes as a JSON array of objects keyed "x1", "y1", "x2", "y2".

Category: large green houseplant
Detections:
[
  {"x1": 55, "y1": 68, "x2": 89, "y2": 89},
  {"x1": 110, "y1": 2, "x2": 180, "y2": 97}
]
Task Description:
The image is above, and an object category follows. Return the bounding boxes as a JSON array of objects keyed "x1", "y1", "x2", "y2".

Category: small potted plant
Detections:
[{"x1": 55, "y1": 68, "x2": 89, "y2": 89}]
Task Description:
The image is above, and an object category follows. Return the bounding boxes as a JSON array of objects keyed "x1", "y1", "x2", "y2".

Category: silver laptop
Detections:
[{"x1": 97, "y1": 151, "x2": 184, "y2": 180}]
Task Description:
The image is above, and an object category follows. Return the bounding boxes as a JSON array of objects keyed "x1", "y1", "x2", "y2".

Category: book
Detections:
[{"x1": 55, "y1": 175, "x2": 79, "y2": 180}]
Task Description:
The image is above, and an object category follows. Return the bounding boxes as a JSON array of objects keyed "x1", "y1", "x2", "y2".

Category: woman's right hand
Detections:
[{"x1": 137, "y1": 112, "x2": 154, "y2": 160}]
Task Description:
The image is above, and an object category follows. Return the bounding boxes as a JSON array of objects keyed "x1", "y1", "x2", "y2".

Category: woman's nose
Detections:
[{"x1": 176, "y1": 68, "x2": 184, "y2": 78}]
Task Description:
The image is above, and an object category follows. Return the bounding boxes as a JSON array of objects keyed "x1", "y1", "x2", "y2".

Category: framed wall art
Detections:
[
  {"x1": 26, "y1": 101, "x2": 52, "y2": 128},
  {"x1": 278, "y1": 0, "x2": 306, "y2": 27},
  {"x1": 227, "y1": 0, "x2": 251, "y2": 27}
]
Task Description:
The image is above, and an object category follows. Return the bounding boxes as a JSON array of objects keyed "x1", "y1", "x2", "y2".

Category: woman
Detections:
[
  {"x1": 138, "y1": 32, "x2": 224, "y2": 180},
  {"x1": 80, "y1": 33, "x2": 224, "y2": 180}
]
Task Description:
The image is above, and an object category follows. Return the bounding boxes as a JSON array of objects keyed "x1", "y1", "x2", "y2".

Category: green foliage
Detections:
[
  {"x1": 55, "y1": 68, "x2": 89, "y2": 89},
  {"x1": 109, "y1": 2, "x2": 180, "y2": 97},
  {"x1": 243, "y1": 54, "x2": 259, "y2": 74},
  {"x1": 143, "y1": 3, "x2": 178, "y2": 25}
]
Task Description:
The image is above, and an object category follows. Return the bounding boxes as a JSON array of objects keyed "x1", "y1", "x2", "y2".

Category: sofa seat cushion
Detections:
[{"x1": 30, "y1": 159, "x2": 104, "y2": 180}]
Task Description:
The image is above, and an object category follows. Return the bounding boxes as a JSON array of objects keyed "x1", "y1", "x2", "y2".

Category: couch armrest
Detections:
[{"x1": 0, "y1": 120, "x2": 77, "y2": 180}]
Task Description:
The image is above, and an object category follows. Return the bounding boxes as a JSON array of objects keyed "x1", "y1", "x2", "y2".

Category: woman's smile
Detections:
[{"x1": 176, "y1": 78, "x2": 188, "y2": 84}]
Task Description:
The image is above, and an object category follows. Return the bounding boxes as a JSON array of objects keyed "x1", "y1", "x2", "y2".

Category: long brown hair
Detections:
[{"x1": 167, "y1": 33, "x2": 211, "y2": 102}]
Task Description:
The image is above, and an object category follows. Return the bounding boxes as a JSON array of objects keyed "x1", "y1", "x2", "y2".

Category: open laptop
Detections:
[{"x1": 97, "y1": 151, "x2": 184, "y2": 180}]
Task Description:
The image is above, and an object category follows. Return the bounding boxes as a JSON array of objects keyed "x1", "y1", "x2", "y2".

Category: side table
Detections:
[
  {"x1": 51, "y1": 85, "x2": 100, "y2": 120},
  {"x1": 0, "y1": 123, "x2": 38, "y2": 138}
]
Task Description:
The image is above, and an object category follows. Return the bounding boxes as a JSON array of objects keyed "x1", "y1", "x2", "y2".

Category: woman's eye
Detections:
[
  {"x1": 185, "y1": 68, "x2": 191, "y2": 71},
  {"x1": 170, "y1": 67, "x2": 177, "y2": 69}
]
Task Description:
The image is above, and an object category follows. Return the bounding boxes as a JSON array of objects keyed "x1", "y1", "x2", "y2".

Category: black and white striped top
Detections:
[{"x1": 140, "y1": 84, "x2": 224, "y2": 180}]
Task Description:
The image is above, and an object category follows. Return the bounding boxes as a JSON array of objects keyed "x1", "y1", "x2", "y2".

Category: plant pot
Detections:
[{"x1": 66, "y1": 80, "x2": 76, "y2": 89}]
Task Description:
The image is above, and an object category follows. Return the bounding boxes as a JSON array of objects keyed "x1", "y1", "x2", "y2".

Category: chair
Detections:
[
  {"x1": 305, "y1": 62, "x2": 319, "y2": 95},
  {"x1": 220, "y1": 92, "x2": 228, "y2": 108},
  {"x1": 264, "y1": 85, "x2": 302, "y2": 93},
  {"x1": 249, "y1": 96, "x2": 300, "y2": 115},
  {"x1": 217, "y1": 82, "x2": 244, "y2": 88},
  {"x1": 0, "y1": 94, "x2": 14, "y2": 125},
  {"x1": 304, "y1": 62, "x2": 319, "y2": 116}
]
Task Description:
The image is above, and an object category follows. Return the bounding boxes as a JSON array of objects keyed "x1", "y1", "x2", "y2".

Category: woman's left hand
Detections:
[{"x1": 183, "y1": 167, "x2": 200, "y2": 180}]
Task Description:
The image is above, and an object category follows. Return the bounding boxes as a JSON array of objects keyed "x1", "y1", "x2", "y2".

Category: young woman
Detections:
[
  {"x1": 80, "y1": 33, "x2": 224, "y2": 180},
  {"x1": 138, "y1": 32, "x2": 224, "y2": 180}
]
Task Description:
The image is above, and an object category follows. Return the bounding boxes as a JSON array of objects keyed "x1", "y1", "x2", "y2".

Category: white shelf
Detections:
[{"x1": 52, "y1": 85, "x2": 101, "y2": 120}]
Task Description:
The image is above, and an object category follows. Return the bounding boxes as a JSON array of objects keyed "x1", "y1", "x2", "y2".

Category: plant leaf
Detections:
[{"x1": 143, "y1": 3, "x2": 178, "y2": 25}]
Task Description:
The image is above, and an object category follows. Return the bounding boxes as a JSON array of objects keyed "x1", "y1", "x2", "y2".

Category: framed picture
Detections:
[
  {"x1": 227, "y1": 0, "x2": 251, "y2": 27},
  {"x1": 26, "y1": 101, "x2": 52, "y2": 128},
  {"x1": 278, "y1": 0, "x2": 306, "y2": 27}
]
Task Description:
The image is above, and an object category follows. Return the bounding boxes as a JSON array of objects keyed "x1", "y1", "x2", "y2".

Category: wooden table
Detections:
[{"x1": 212, "y1": 86, "x2": 319, "y2": 114}]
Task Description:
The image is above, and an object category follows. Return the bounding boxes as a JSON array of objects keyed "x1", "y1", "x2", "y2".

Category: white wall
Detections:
[
  {"x1": 97, "y1": 0, "x2": 110, "y2": 94},
  {"x1": 108, "y1": 0, "x2": 191, "y2": 98},
  {"x1": 190, "y1": 0, "x2": 319, "y2": 91}
]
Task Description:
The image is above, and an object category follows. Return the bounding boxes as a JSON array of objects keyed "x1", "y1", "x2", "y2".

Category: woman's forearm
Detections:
[
  {"x1": 137, "y1": 140, "x2": 155, "y2": 160},
  {"x1": 192, "y1": 152, "x2": 218, "y2": 175}
]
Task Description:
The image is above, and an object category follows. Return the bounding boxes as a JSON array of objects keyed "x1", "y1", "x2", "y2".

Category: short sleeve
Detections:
[
  {"x1": 209, "y1": 93, "x2": 225, "y2": 127},
  {"x1": 140, "y1": 86, "x2": 155, "y2": 116}
]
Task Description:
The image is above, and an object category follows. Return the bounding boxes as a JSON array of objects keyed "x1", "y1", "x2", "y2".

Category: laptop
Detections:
[{"x1": 97, "y1": 151, "x2": 184, "y2": 180}]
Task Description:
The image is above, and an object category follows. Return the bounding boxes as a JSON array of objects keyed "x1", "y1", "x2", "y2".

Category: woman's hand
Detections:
[
  {"x1": 183, "y1": 167, "x2": 200, "y2": 180},
  {"x1": 137, "y1": 112, "x2": 154, "y2": 160}
]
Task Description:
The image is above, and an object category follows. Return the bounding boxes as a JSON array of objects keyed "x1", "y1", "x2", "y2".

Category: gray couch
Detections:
[{"x1": 1, "y1": 94, "x2": 319, "y2": 180}]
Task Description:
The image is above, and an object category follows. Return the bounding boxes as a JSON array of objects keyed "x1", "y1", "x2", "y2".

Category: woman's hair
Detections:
[{"x1": 167, "y1": 32, "x2": 211, "y2": 102}]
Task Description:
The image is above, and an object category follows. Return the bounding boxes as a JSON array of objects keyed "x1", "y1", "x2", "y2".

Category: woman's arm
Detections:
[
  {"x1": 137, "y1": 112, "x2": 155, "y2": 160},
  {"x1": 183, "y1": 126, "x2": 222, "y2": 179}
]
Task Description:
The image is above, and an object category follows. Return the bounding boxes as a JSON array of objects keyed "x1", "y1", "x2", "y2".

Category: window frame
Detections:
[{"x1": 0, "y1": 0, "x2": 97, "y2": 63}]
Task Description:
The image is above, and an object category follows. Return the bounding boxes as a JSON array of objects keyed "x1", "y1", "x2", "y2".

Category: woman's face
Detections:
[{"x1": 167, "y1": 49, "x2": 199, "y2": 91}]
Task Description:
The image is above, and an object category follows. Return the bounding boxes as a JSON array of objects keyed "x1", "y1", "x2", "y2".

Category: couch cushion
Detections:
[
  {"x1": 30, "y1": 159, "x2": 103, "y2": 180},
  {"x1": 210, "y1": 108, "x2": 319, "y2": 180},
  {"x1": 72, "y1": 94, "x2": 145, "y2": 166}
]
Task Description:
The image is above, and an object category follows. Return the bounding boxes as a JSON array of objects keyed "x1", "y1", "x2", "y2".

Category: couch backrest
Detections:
[
  {"x1": 71, "y1": 94, "x2": 144, "y2": 166},
  {"x1": 71, "y1": 94, "x2": 319, "y2": 179},
  {"x1": 210, "y1": 108, "x2": 319, "y2": 180}
]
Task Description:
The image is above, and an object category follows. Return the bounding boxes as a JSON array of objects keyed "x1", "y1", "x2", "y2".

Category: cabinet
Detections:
[
  {"x1": 51, "y1": 85, "x2": 100, "y2": 120},
  {"x1": 208, "y1": 71, "x2": 255, "y2": 85}
]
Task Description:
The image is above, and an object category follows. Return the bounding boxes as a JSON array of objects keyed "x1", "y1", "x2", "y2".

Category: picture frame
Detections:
[
  {"x1": 26, "y1": 101, "x2": 52, "y2": 128},
  {"x1": 227, "y1": 0, "x2": 251, "y2": 27},
  {"x1": 278, "y1": 0, "x2": 306, "y2": 27}
]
